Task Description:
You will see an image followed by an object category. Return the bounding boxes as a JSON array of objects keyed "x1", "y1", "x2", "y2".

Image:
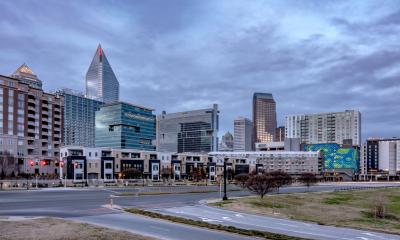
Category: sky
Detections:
[{"x1": 0, "y1": 0, "x2": 399, "y2": 140}]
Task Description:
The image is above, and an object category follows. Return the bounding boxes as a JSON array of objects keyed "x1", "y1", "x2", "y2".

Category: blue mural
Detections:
[{"x1": 304, "y1": 143, "x2": 359, "y2": 171}]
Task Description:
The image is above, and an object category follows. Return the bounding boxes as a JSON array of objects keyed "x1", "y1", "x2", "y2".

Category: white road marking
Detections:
[
  {"x1": 235, "y1": 214, "x2": 243, "y2": 217},
  {"x1": 199, "y1": 217, "x2": 223, "y2": 223},
  {"x1": 222, "y1": 216, "x2": 232, "y2": 221}
]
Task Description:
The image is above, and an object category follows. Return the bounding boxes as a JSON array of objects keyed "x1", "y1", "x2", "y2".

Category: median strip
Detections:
[{"x1": 126, "y1": 208, "x2": 310, "y2": 240}]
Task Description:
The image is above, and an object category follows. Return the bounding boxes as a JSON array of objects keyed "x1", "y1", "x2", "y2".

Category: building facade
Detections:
[
  {"x1": 219, "y1": 132, "x2": 233, "y2": 151},
  {"x1": 156, "y1": 104, "x2": 219, "y2": 153},
  {"x1": 285, "y1": 110, "x2": 361, "y2": 146},
  {"x1": 233, "y1": 117, "x2": 253, "y2": 151},
  {"x1": 361, "y1": 138, "x2": 400, "y2": 179},
  {"x1": 60, "y1": 146, "x2": 212, "y2": 182},
  {"x1": 57, "y1": 89, "x2": 103, "y2": 147},
  {"x1": 210, "y1": 151, "x2": 323, "y2": 175},
  {"x1": 253, "y1": 93, "x2": 277, "y2": 144},
  {"x1": 95, "y1": 102, "x2": 156, "y2": 150},
  {"x1": 275, "y1": 126, "x2": 285, "y2": 142},
  {"x1": 0, "y1": 65, "x2": 63, "y2": 176},
  {"x1": 85, "y1": 45, "x2": 119, "y2": 104}
]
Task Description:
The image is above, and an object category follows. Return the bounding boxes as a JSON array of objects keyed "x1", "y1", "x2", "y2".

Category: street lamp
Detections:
[{"x1": 223, "y1": 158, "x2": 228, "y2": 201}]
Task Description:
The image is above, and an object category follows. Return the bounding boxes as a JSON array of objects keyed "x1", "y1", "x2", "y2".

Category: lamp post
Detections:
[{"x1": 223, "y1": 158, "x2": 228, "y2": 201}]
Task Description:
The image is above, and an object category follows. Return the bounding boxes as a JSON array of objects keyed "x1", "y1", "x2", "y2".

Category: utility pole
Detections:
[{"x1": 223, "y1": 158, "x2": 228, "y2": 201}]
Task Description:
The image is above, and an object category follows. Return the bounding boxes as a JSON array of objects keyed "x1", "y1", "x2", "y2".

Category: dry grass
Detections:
[
  {"x1": 0, "y1": 217, "x2": 155, "y2": 240},
  {"x1": 214, "y1": 188, "x2": 400, "y2": 234}
]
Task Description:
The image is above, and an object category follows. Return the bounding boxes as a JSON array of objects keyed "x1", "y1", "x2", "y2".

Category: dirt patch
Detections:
[
  {"x1": 214, "y1": 188, "x2": 400, "y2": 234},
  {"x1": 0, "y1": 217, "x2": 155, "y2": 240}
]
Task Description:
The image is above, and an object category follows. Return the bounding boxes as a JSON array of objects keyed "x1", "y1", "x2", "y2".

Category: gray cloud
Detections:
[{"x1": 0, "y1": 0, "x2": 399, "y2": 139}]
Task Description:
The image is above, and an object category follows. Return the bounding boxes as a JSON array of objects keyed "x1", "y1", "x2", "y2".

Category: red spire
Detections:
[{"x1": 99, "y1": 46, "x2": 103, "y2": 62}]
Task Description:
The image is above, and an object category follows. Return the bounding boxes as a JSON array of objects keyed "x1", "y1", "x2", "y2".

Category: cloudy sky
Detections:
[{"x1": 0, "y1": 0, "x2": 399, "y2": 139}]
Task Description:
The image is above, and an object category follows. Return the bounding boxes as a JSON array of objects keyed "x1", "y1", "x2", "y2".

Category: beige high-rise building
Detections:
[
  {"x1": 0, "y1": 64, "x2": 64, "y2": 176},
  {"x1": 252, "y1": 93, "x2": 277, "y2": 145}
]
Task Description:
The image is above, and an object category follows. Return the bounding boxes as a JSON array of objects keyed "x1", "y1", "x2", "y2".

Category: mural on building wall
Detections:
[{"x1": 304, "y1": 143, "x2": 358, "y2": 171}]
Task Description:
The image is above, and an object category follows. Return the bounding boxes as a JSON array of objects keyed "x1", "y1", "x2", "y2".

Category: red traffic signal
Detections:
[
  {"x1": 29, "y1": 160, "x2": 34, "y2": 167},
  {"x1": 41, "y1": 160, "x2": 46, "y2": 166},
  {"x1": 60, "y1": 161, "x2": 64, "y2": 167}
]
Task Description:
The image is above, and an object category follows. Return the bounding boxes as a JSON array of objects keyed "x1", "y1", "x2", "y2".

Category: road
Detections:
[
  {"x1": 0, "y1": 183, "x2": 399, "y2": 239},
  {"x1": 155, "y1": 205, "x2": 400, "y2": 240}
]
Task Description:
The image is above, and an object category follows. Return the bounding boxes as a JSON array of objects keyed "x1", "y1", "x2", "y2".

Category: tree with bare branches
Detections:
[
  {"x1": 246, "y1": 173, "x2": 277, "y2": 199},
  {"x1": 298, "y1": 172, "x2": 318, "y2": 191},
  {"x1": 269, "y1": 171, "x2": 292, "y2": 193},
  {"x1": 234, "y1": 173, "x2": 249, "y2": 188}
]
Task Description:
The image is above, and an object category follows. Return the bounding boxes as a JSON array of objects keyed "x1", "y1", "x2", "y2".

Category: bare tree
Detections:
[
  {"x1": 189, "y1": 167, "x2": 206, "y2": 182},
  {"x1": 269, "y1": 171, "x2": 292, "y2": 193},
  {"x1": 234, "y1": 173, "x2": 249, "y2": 188},
  {"x1": 298, "y1": 173, "x2": 318, "y2": 191},
  {"x1": 246, "y1": 173, "x2": 277, "y2": 199},
  {"x1": 371, "y1": 194, "x2": 388, "y2": 219},
  {"x1": 0, "y1": 151, "x2": 16, "y2": 176},
  {"x1": 161, "y1": 166, "x2": 172, "y2": 181}
]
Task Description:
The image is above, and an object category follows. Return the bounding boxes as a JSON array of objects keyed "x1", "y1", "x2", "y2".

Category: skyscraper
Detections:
[
  {"x1": 156, "y1": 104, "x2": 219, "y2": 153},
  {"x1": 233, "y1": 117, "x2": 253, "y2": 151},
  {"x1": 252, "y1": 93, "x2": 277, "y2": 144},
  {"x1": 56, "y1": 89, "x2": 103, "y2": 147},
  {"x1": 85, "y1": 44, "x2": 119, "y2": 104}
]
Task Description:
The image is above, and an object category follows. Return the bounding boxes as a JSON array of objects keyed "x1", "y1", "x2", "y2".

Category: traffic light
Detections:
[
  {"x1": 41, "y1": 160, "x2": 46, "y2": 166},
  {"x1": 60, "y1": 161, "x2": 64, "y2": 167},
  {"x1": 29, "y1": 160, "x2": 34, "y2": 167}
]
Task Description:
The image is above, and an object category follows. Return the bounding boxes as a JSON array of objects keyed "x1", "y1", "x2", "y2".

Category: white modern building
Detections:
[
  {"x1": 285, "y1": 110, "x2": 361, "y2": 146},
  {"x1": 233, "y1": 117, "x2": 253, "y2": 151}
]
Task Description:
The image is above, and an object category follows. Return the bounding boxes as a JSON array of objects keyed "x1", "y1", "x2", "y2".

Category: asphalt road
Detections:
[
  {"x1": 155, "y1": 205, "x2": 400, "y2": 240},
  {"x1": 0, "y1": 183, "x2": 399, "y2": 240}
]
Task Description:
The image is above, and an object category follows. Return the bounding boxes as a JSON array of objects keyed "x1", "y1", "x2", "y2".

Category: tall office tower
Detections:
[
  {"x1": 253, "y1": 93, "x2": 277, "y2": 144},
  {"x1": 156, "y1": 104, "x2": 219, "y2": 153},
  {"x1": 275, "y1": 126, "x2": 285, "y2": 142},
  {"x1": 0, "y1": 65, "x2": 63, "y2": 176},
  {"x1": 95, "y1": 102, "x2": 156, "y2": 150},
  {"x1": 219, "y1": 132, "x2": 233, "y2": 151},
  {"x1": 285, "y1": 110, "x2": 361, "y2": 146},
  {"x1": 233, "y1": 117, "x2": 253, "y2": 151},
  {"x1": 85, "y1": 44, "x2": 119, "y2": 104},
  {"x1": 56, "y1": 89, "x2": 103, "y2": 147}
]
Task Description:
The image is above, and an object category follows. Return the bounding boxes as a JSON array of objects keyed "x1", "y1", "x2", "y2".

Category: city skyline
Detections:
[{"x1": 0, "y1": 1, "x2": 400, "y2": 139}]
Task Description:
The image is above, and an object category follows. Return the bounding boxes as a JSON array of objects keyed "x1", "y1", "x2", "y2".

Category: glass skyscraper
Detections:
[
  {"x1": 253, "y1": 93, "x2": 277, "y2": 144},
  {"x1": 85, "y1": 44, "x2": 119, "y2": 104},
  {"x1": 57, "y1": 89, "x2": 103, "y2": 147},
  {"x1": 95, "y1": 102, "x2": 156, "y2": 150}
]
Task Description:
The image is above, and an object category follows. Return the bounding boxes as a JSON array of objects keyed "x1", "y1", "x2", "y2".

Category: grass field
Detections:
[
  {"x1": 213, "y1": 188, "x2": 400, "y2": 234},
  {"x1": 0, "y1": 217, "x2": 155, "y2": 240}
]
